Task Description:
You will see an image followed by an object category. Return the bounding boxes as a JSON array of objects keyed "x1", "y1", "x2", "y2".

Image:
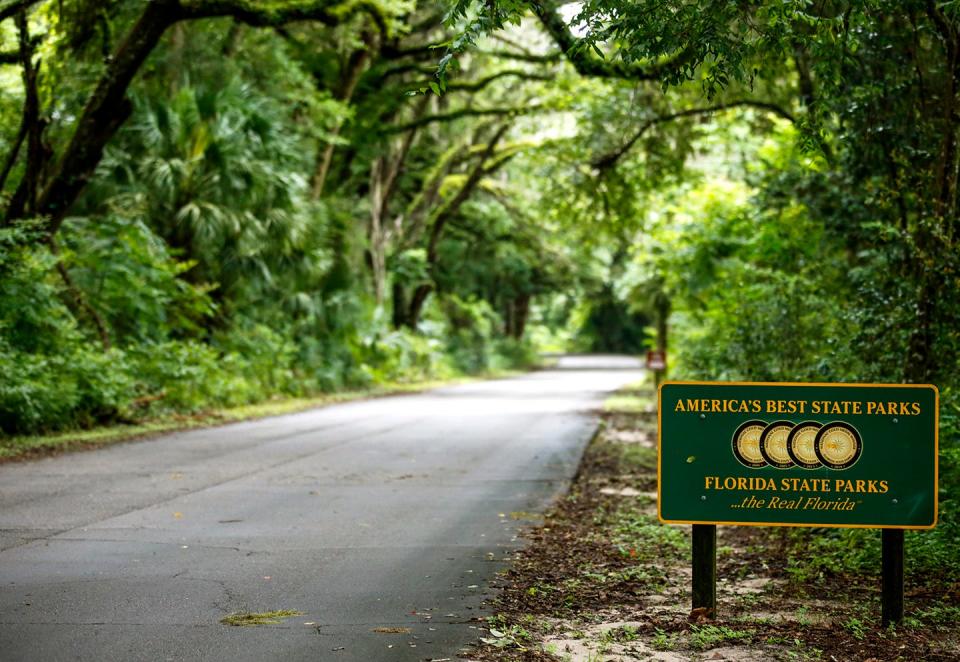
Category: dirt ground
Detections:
[{"x1": 464, "y1": 387, "x2": 960, "y2": 662}]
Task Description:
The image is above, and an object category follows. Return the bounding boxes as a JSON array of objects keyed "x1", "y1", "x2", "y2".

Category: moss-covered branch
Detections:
[
  {"x1": 405, "y1": 124, "x2": 511, "y2": 327},
  {"x1": 18, "y1": 0, "x2": 388, "y2": 236}
]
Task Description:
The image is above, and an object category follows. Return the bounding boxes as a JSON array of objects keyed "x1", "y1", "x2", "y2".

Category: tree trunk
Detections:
[
  {"x1": 903, "y1": 4, "x2": 960, "y2": 382},
  {"x1": 32, "y1": 0, "x2": 180, "y2": 236},
  {"x1": 391, "y1": 281, "x2": 408, "y2": 328},
  {"x1": 511, "y1": 293, "x2": 531, "y2": 339},
  {"x1": 655, "y1": 292, "x2": 670, "y2": 354},
  {"x1": 653, "y1": 288, "x2": 671, "y2": 389},
  {"x1": 311, "y1": 36, "x2": 374, "y2": 198},
  {"x1": 904, "y1": 274, "x2": 937, "y2": 383},
  {"x1": 4, "y1": 11, "x2": 43, "y2": 222},
  {"x1": 400, "y1": 126, "x2": 511, "y2": 328},
  {"x1": 368, "y1": 105, "x2": 427, "y2": 306},
  {"x1": 369, "y1": 158, "x2": 388, "y2": 304},
  {"x1": 406, "y1": 283, "x2": 432, "y2": 329}
]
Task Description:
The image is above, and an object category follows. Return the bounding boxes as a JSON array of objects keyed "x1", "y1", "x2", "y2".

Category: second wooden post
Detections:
[{"x1": 692, "y1": 523, "x2": 717, "y2": 614}]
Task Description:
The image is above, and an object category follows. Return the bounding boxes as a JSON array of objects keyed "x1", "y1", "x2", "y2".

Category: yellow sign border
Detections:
[{"x1": 656, "y1": 380, "x2": 939, "y2": 530}]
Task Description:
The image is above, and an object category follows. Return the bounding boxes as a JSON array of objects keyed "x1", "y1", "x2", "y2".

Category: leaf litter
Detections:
[
  {"x1": 220, "y1": 609, "x2": 303, "y2": 626},
  {"x1": 466, "y1": 384, "x2": 960, "y2": 661}
]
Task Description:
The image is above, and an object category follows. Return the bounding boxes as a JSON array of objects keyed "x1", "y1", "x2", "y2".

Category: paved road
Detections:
[{"x1": 0, "y1": 355, "x2": 643, "y2": 661}]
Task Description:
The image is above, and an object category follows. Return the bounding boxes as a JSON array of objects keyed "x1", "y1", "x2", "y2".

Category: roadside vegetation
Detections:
[
  {"x1": 471, "y1": 384, "x2": 960, "y2": 661},
  {"x1": 1, "y1": 2, "x2": 959, "y2": 655},
  {"x1": 0, "y1": 371, "x2": 517, "y2": 460},
  {"x1": 1, "y1": 2, "x2": 958, "y2": 457}
]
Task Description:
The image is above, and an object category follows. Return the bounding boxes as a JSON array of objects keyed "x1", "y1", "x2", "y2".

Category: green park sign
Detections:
[{"x1": 658, "y1": 381, "x2": 939, "y2": 529}]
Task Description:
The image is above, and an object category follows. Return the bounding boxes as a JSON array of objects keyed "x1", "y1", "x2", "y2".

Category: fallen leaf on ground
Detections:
[
  {"x1": 688, "y1": 606, "x2": 714, "y2": 623},
  {"x1": 220, "y1": 610, "x2": 303, "y2": 626}
]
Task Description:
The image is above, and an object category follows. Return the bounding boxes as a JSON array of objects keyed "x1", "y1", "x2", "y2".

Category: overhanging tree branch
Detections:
[
  {"x1": 404, "y1": 124, "x2": 511, "y2": 327},
  {"x1": 387, "y1": 104, "x2": 544, "y2": 133},
  {"x1": 480, "y1": 49, "x2": 563, "y2": 65},
  {"x1": 530, "y1": 0, "x2": 695, "y2": 80},
  {"x1": 592, "y1": 100, "x2": 796, "y2": 171},
  {"x1": 425, "y1": 127, "x2": 510, "y2": 265},
  {"x1": 15, "y1": 0, "x2": 382, "y2": 235},
  {"x1": 179, "y1": 0, "x2": 385, "y2": 30},
  {"x1": 0, "y1": 0, "x2": 42, "y2": 24},
  {"x1": 32, "y1": 0, "x2": 180, "y2": 235},
  {"x1": 0, "y1": 33, "x2": 40, "y2": 64},
  {"x1": 4, "y1": 10, "x2": 43, "y2": 222},
  {"x1": 443, "y1": 69, "x2": 553, "y2": 93}
]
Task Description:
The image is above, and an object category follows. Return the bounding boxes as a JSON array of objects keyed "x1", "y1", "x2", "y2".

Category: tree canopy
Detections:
[{"x1": 0, "y1": 2, "x2": 958, "y2": 481}]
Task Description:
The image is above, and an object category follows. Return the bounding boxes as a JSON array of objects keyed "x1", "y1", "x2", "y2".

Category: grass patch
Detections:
[
  {"x1": 607, "y1": 505, "x2": 689, "y2": 560},
  {"x1": 480, "y1": 621, "x2": 532, "y2": 649},
  {"x1": 780, "y1": 511, "x2": 960, "y2": 589},
  {"x1": 651, "y1": 627, "x2": 680, "y2": 651},
  {"x1": 603, "y1": 393, "x2": 650, "y2": 414},
  {"x1": 689, "y1": 624, "x2": 752, "y2": 650},
  {"x1": 911, "y1": 604, "x2": 960, "y2": 627},
  {"x1": 601, "y1": 624, "x2": 640, "y2": 643},
  {"x1": 620, "y1": 443, "x2": 657, "y2": 472},
  {"x1": 220, "y1": 610, "x2": 303, "y2": 626},
  {"x1": 603, "y1": 380, "x2": 652, "y2": 414}
]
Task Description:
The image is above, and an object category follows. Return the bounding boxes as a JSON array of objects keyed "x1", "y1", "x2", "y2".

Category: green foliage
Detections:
[
  {"x1": 61, "y1": 214, "x2": 214, "y2": 343},
  {"x1": 577, "y1": 284, "x2": 650, "y2": 354},
  {"x1": 782, "y1": 503, "x2": 960, "y2": 586},
  {"x1": 0, "y1": 6, "x2": 958, "y2": 601},
  {"x1": 608, "y1": 507, "x2": 689, "y2": 561},
  {"x1": 0, "y1": 7, "x2": 567, "y2": 437},
  {"x1": 0, "y1": 224, "x2": 130, "y2": 432},
  {"x1": 438, "y1": 294, "x2": 537, "y2": 373},
  {"x1": 688, "y1": 624, "x2": 752, "y2": 650},
  {"x1": 353, "y1": 324, "x2": 454, "y2": 385}
]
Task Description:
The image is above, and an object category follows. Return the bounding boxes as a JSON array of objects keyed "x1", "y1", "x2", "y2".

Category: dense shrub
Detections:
[{"x1": 0, "y1": 223, "x2": 536, "y2": 435}]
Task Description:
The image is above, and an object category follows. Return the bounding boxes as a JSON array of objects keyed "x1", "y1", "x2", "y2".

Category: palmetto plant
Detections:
[{"x1": 94, "y1": 79, "x2": 326, "y2": 316}]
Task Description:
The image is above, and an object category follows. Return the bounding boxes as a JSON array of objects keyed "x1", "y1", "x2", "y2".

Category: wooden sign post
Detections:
[
  {"x1": 882, "y1": 528, "x2": 904, "y2": 626},
  {"x1": 691, "y1": 524, "x2": 716, "y2": 613},
  {"x1": 658, "y1": 381, "x2": 939, "y2": 624}
]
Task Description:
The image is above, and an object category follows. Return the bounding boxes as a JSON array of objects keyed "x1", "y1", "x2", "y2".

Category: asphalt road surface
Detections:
[{"x1": 0, "y1": 355, "x2": 643, "y2": 661}]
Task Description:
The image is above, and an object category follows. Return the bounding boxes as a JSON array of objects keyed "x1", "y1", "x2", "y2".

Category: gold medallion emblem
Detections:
[
  {"x1": 815, "y1": 422, "x2": 863, "y2": 469},
  {"x1": 732, "y1": 420, "x2": 767, "y2": 468},
  {"x1": 759, "y1": 421, "x2": 796, "y2": 469},
  {"x1": 787, "y1": 422, "x2": 823, "y2": 469}
]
